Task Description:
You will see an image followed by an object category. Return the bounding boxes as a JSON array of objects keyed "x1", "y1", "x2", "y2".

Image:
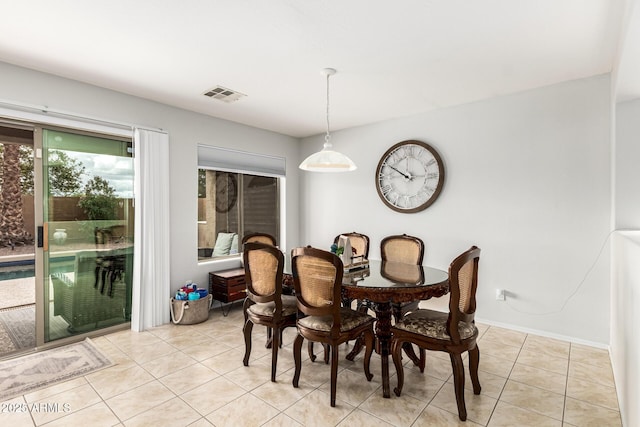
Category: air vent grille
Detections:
[{"x1": 203, "y1": 86, "x2": 246, "y2": 103}]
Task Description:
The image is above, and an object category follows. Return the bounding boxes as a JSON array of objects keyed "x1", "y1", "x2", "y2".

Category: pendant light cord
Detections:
[
  {"x1": 298, "y1": 67, "x2": 356, "y2": 171},
  {"x1": 325, "y1": 72, "x2": 332, "y2": 146}
]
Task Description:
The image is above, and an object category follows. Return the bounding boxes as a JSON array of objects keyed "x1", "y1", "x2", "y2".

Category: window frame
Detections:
[{"x1": 196, "y1": 145, "x2": 285, "y2": 264}]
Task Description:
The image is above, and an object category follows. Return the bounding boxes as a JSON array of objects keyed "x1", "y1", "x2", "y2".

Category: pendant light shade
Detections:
[
  {"x1": 299, "y1": 141, "x2": 357, "y2": 172},
  {"x1": 299, "y1": 68, "x2": 357, "y2": 172}
]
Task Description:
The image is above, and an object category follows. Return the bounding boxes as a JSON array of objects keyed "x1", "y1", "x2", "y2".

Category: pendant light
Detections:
[{"x1": 299, "y1": 68, "x2": 357, "y2": 172}]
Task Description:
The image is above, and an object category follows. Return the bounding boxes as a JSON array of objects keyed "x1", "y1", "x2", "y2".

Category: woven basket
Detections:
[{"x1": 170, "y1": 294, "x2": 212, "y2": 325}]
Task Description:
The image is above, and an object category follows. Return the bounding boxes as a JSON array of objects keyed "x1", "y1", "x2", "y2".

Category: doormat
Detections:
[
  {"x1": 0, "y1": 305, "x2": 35, "y2": 351},
  {"x1": 0, "y1": 320, "x2": 17, "y2": 355},
  {"x1": 0, "y1": 338, "x2": 113, "y2": 401}
]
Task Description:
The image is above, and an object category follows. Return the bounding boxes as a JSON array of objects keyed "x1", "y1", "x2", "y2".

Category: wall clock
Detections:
[
  {"x1": 375, "y1": 140, "x2": 445, "y2": 213},
  {"x1": 215, "y1": 173, "x2": 238, "y2": 213}
]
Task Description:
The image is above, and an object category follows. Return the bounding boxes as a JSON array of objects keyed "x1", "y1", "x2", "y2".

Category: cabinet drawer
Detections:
[
  {"x1": 209, "y1": 277, "x2": 245, "y2": 287},
  {"x1": 211, "y1": 289, "x2": 246, "y2": 303},
  {"x1": 219, "y1": 276, "x2": 245, "y2": 287},
  {"x1": 211, "y1": 281, "x2": 246, "y2": 294}
]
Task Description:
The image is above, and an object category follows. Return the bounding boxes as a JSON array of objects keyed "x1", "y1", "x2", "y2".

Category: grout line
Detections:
[
  {"x1": 7, "y1": 308, "x2": 622, "y2": 427},
  {"x1": 484, "y1": 325, "x2": 520, "y2": 426},
  {"x1": 84, "y1": 380, "x2": 121, "y2": 426},
  {"x1": 562, "y1": 342, "x2": 573, "y2": 423}
]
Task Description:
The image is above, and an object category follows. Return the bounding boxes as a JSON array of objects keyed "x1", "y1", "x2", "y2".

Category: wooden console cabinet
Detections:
[{"x1": 209, "y1": 268, "x2": 246, "y2": 304}]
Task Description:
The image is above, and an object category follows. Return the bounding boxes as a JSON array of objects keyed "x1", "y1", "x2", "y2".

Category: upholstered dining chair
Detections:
[
  {"x1": 242, "y1": 242, "x2": 297, "y2": 382},
  {"x1": 291, "y1": 246, "x2": 376, "y2": 407},
  {"x1": 242, "y1": 232, "x2": 290, "y2": 348},
  {"x1": 242, "y1": 232, "x2": 277, "y2": 246},
  {"x1": 333, "y1": 231, "x2": 369, "y2": 308},
  {"x1": 390, "y1": 246, "x2": 481, "y2": 421},
  {"x1": 307, "y1": 232, "x2": 371, "y2": 364},
  {"x1": 380, "y1": 233, "x2": 425, "y2": 320},
  {"x1": 334, "y1": 231, "x2": 370, "y2": 265}
]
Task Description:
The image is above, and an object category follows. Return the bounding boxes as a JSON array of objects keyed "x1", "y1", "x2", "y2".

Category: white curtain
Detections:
[{"x1": 131, "y1": 128, "x2": 171, "y2": 331}]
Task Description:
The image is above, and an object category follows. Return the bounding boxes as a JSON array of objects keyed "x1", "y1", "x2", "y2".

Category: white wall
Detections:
[
  {"x1": 612, "y1": 99, "x2": 640, "y2": 427},
  {"x1": 300, "y1": 75, "x2": 612, "y2": 344},
  {"x1": 0, "y1": 61, "x2": 301, "y2": 292},
  {"x1": 610, "y1": 231, "x2": 640, "y2": 427},
  {"x1": 0, "y1": 61, "x2": 616, "y2": 344},
  {"x1": 615, "y1": 99, "x2": 640, "y2": 228}
]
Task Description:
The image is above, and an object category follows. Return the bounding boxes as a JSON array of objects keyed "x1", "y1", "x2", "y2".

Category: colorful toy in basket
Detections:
[{"x1": 175, "y1": 281, "x2": 209, "y2": 300}]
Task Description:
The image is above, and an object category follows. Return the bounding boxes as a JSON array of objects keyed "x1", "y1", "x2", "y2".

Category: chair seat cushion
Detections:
[
  {"x1": 298, "y1": 307, "x2": 373, "y2": 332},
  {"x1": 394, "y1": 309, "x2": 477, "y2": 341},
  {"x1": 248, "y1": 295, "x2": 298, "y2": 317}
]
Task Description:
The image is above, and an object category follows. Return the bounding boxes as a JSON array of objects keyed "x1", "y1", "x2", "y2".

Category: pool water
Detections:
[
  {"x1": 0, "y1": 256, "x2": 73, "y2": 281},
  {"x1": 0, "y1": 266, "x2": 35, "y2": 280}
]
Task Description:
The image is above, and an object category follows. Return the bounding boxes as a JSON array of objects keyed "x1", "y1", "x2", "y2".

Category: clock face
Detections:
[
  {"x1": 215, "y1": 173, "x2": 238, "y2": 213},
  {"x1": 375, "y1": 140, "x2": 445, "y2": 213}
]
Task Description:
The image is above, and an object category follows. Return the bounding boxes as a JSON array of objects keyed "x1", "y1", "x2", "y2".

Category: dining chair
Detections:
[
  {"x1": 242, "y1": 232, "x2": 277, "y2": 246},
  {"x1": 242, "y1": 242, "x2": 297, "y2": 382},
  {"x1": 390, "y1": 246, "x2": 481, "y2": 421},
  {"x1": 308, "y1": 231, "x2": 370, "y2": 362},
  {"x1": 381, "y1": 233, "x2": 424, "y2": 264},
  {"x1": 334, "y1": 231, "x2": 370, "y2": 265},
  {"x1": 335, "y1": 231, "x2": 369, "y2": 308},
  {"x1": 291, "y1": 246, "x2": 376, "y2": 407},
  {"x1": 242, "y1": 232, "x2": 286, "y2": 346},
  {"x1": 380, "y1": 233, "x2": 425, "y2": 320}
]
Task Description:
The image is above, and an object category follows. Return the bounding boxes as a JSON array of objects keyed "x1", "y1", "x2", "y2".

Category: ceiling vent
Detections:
[{"x1": 203, "y1": 86, "x2": 246, "y2": 103}]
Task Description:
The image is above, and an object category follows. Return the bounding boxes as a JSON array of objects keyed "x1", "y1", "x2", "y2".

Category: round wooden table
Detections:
[{"x1": 341, "y1": 260, "x2": 449, "y2": 398}]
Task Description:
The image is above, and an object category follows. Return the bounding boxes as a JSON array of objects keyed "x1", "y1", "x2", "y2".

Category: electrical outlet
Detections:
[{"x1": 496, "y1": 289, "x2": 506, "y2": 301}]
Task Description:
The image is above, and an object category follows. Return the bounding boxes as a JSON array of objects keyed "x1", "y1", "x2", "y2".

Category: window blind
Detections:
[{"x1": 197, "y1": 144, "x2": 286, "y2": 177}]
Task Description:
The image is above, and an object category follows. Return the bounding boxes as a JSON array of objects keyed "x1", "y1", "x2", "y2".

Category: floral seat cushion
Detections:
[
  {"x1": 298, "y1": 307, "x2": 373, "y2": 332},
  {"x1": 248, "y1": 295, "x2": 298, "y2": 317},
  {"x1": 395, "y1": 309, "x2": 477, "y2": 341}
]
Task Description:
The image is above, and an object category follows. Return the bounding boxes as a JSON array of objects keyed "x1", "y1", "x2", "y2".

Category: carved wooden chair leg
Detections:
[
  {"x1": 346, "y1": 336, "x2": 364, "y2": 361},
  {"x1": 419, "y1": 348, "x2": 426, "y2": 372},
  {"x1": 266, "y1": 327, "x2": 273, "y2": 348},
  {"x1": 450, "y1": 353, "x2": 467, "y2": 421},
  {"x1": 391, "y1": 338, "x2": 405, "y2": 396},
  {"x1": 330, "y1": 344, "x2": 339, "y2": 407},
  {"x1": 469, "y1": 345, "x2": 482, "y2": 394},
  {"x1": 292, "y1": 334, "x2": 304, "y2": 387},
  {"x1": 307, "y1": 341, "x2": 316, "y2": 362},
  {"x1": 243, "y1": 319, "x2": 253, "y2": 367},
  {"x1": 270, "y1": 327, "x2": 280, "y2": 382}
]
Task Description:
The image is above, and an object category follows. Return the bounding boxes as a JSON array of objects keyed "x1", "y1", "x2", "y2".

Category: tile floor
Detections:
[{"x1": 0, "y1": 303, "x2": 622, "y2": 426}]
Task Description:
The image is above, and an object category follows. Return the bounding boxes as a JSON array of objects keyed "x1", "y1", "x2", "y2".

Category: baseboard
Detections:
[{"x1": 474, "y1": 316, "x2": 609, "y2": 350}]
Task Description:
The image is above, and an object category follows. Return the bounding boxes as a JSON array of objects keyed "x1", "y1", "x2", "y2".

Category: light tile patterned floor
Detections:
[{"x1": 0, "y1": 304, "x2": 622, "y2": 426}]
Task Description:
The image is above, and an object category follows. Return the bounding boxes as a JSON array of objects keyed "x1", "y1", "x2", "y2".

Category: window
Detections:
[{"x1": 197, "y1": 145, "x2": 284, "y2": 261}]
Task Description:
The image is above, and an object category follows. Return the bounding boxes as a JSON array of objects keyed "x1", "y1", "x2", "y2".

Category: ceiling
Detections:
[{"x1": 0, "y1": 1, "x2": 637, "y2": 138}]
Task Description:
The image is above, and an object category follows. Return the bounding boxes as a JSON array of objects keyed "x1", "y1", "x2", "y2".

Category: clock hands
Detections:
[{"x1": 387, "y1": 164, "x2": 412, "y2": 180}]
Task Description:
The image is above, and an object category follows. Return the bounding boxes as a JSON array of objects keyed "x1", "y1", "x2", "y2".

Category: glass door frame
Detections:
[
  {"x1": 33, "y1": 126, "x2": 45, "y2": 347},
  {"x1": 34, "y1": 125, "x2": 133, "y2": 349}
]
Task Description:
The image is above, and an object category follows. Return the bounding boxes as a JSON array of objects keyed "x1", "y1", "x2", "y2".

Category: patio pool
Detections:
[{"x1": 0, "y1": 257, "x2": 74, "y2": 281}]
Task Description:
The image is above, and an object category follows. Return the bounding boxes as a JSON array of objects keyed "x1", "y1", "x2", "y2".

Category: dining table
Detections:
[{"x1": 339, "y1": 260, "x2": 449, "y2": 398}]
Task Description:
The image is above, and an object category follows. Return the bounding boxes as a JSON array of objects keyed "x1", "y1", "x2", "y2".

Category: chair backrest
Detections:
[
  {"x1": 333, "y1": 232, "x2": 369, "y2": 260},
  {"x1": 380, "y1": 261, "x2": 425, "y2": 285},
  {"x1": 380, "y1": 234, "x2": 425, "y2": 265},
  {"x1": 242, "y1": 232, "x2": 277, "y2": 246},
  {"x1": 243, "y1": 242, "x2": 285, "y2": 316},
  {"x1": 447, "y1": 246, "x2": 481, "y2": 342},
  {"x1": 291, "y1": 246, "x2": 343, "y2": 329}
]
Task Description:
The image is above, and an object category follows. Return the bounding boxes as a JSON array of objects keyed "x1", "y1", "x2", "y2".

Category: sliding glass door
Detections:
[{"x1": 40, "y1": 129, "x2": 134, "y2": 342}]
